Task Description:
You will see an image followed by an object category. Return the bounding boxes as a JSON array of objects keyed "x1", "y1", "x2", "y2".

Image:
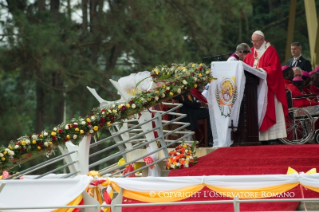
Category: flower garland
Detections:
[
  {"x1": 166, "y1": 142, "x2": 198, "y2": 169},
  {"x1": 0, "y1": 63, "x2": 213, "y2": 170}
]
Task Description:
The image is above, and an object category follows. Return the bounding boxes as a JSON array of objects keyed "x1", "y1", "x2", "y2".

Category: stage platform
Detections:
[{"x1": 123, "y1": 144, "x2": 319, "y2": 212}]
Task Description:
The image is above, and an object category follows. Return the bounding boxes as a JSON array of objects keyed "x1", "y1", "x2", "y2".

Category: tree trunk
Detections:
[{"x1": 35, "y1": 82, "x2": 45, "y2": 133}]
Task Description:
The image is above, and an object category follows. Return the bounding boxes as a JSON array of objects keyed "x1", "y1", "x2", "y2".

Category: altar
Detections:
[{"x1": 207, "y1": 61, "x2": 267, "y2": 147}]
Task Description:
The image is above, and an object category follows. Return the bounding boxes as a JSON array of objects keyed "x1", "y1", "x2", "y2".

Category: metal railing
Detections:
[{"x1": 3, "y1": 102, "x2": 195, "y2": 179}]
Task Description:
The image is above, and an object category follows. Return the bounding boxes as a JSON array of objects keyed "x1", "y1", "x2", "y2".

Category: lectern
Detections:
[{"x1": 209, "y1": 61, "x2": 267, "y2": 147}]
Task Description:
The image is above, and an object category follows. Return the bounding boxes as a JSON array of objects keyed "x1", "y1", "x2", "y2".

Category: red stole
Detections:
[{"x1": 244, "y1": 45, "x2": 288, "y2": 131}]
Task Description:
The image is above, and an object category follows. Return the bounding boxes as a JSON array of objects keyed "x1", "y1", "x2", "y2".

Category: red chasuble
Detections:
[{"x1": 244, "y1": 45, "x2": 288, "y2": 131}]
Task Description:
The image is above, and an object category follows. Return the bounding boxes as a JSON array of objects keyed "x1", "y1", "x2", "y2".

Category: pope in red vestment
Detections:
[{"x1": 244, "y1": 31, "x2": 288, "y2": 133}]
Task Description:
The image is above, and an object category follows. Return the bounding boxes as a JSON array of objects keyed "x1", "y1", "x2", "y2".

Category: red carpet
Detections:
[{"x1": 123, "y1": 144, "x2": 319, "y2": 211}]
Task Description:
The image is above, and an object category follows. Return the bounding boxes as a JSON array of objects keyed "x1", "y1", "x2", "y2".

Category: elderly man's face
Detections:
[
  {"x1": 251, "y1": 34, "x2": 264, "y2": 49},
  {"x1": 291, "y1": 45, "x2": 302, "y2": 58},
  {"x1": 294, "y1": 69, "x2": 302, "y2": 77}
]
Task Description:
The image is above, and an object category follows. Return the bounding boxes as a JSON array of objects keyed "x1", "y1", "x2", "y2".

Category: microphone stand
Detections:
[{"x1": 202, "y1": 52, "x2": 233, "y2": 61}]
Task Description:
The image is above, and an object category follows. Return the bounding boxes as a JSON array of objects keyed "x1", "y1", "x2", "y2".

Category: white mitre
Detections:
[{"x1": 253, "y1": 30, "x2": 264, "y2": 38}]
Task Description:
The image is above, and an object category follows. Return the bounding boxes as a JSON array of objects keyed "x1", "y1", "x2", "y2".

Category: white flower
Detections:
[
  {"x1": 0, "y1": 153, "x2": 3, "y2": 157},
  {"x1": 206, "y1": 70, "x2": 210, "y2": 74},
  {"x1": 112, "y1": 104, "x2": 115, "y2": 108},
  {"x1": 193, "y1": 77, "x2": 197, "y2": 81},
  {"x1": 102, "y1": 111, "x2": 105, "y2": 114},
  {"x1": 170, "y1": 164, "x2": 175, "y2": 168},
  {"x1": 132, "y1": 104, "x2": 136, "y2": 109},
  {"x1": 43, "y1": 132, "x2": 48, "y2": 136},
  {"x1": 176, "y1": 163, "x2": 180, "y2": 166},
  {"x1": 184, "y1": 163, "x2": 189, "y2": 168},
  {"x1": 15, "y1": 145, "x2": 20, "y2": 149},
  {"x1": 185, "y1": 150, "x2": 188, "y2": 153},
  {"x1": 166, "y1": 87, "x2": 170, "y2": 91},
  {"x1": 73, "y1": 122, "x2": 78, "y2": 126},
  {"x1": 53, "y1": 127, "x2": 57, "y2": 131},
  {"x1": 25, "y1": 139, "x2": 30, "y2": 145},
  {"x1": 81, "y1": 121, "x2": 86, "y2": 125},
  {"x1": 162, "y1": 93, "x2": 165, "y2": 98},
  {"x1": 32, "y1": 135, "x2": 38, "y2": 139},
  {"x1": 44, "y1": 142, "x2": 49, "y2": 147},
  {"x1": 65, "y1": 125, "x2": 69, "y2": 130},
  {"x1": 5, "y1": 148, "x2": 9, "y2": 152},
  {"x1": 89, "y1": 130, "x2": 94, "y2": 134},
  {"x1": 177, "y1": 88, "x2": 181, "y2": 94},
  {"x1": 155, "y1": 96, "x2": 159, "y2": 101},
  {"x1": 8, "y1": 151, "x2": 14, "y2": 156},
  {"x1": 108, "y1": 110, "x2": 112, "y2": 113},
  {"x1": 91, "y1": 116, "x2": 96, "y2": 121},
  {"x1": 183, "y1": 80, "x2": 187, "y2": 85},
  {"x1": 73, "y1": 135, "x2": 77, "y2": 139},
  {"x1": 176, "y1": 152, "x2": 180, "y2": 155}
]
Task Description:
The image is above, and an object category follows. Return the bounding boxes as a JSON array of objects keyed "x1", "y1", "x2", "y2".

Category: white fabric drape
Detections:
[
  {"x1": 106, "y1": 173, "x2": 319, "y2": 192},
  {"x1": 0, "y1": 175, "x2": 92, "y2": 212},
  {"x1": 207, "y1": 61, "x2": 246, "y2": 147}
]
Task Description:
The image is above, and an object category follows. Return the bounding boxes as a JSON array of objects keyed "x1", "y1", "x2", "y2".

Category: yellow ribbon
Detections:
[{"x1": 287, "y1": 167, "x2": 317, "y2": 175}]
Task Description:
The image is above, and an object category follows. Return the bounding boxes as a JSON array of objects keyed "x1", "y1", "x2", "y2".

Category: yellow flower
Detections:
[
  {"x1": 181, "y1": 85, "x2": 185, "y2": 88},
  {"x1": 75, "y1": 128, "x2": 79, "y2": 131},
  {"x1": 32, "y1": 140, "x2": 36, "y2": 144},
  {"x1": 156, "y1": 71, "x2": 159, "y2": 75},
  {"x1": 107, "y1": 122, "x2": 111, "y2": 126},
  {"x1": 86, "y1": 118, "x2": 91, "y2": 122},
  {"x1": 3, "y1": 151, "x2": 7, "y2": 155},
  {"x1": 93, "y1": 126, "x2": 98, "y2": 131},
  {"x1": 189, "y1": 150, "x2": 192, "y2": 153},
  {"x1": 21, "y1": 140, "x2": 26, "y2": 146},
  {"x1": 198, "y1": 73, "x2": 202, "y2": 77},
  {"x1": 192, "y1": 63, "x2": 195, "y2": 67},
  {"x1": 148, "y1": 98, "x2": 151, "y2": 101},
  {"x1": 182, "y1": 67, "x2": 185, "y2": 70},
  {"x1": 178, "y1": 66, "x2": 180, "y2": 69},
  {"x1": 200, "y1": 63, "x2": 203, "y2": 66},
  {"x1": 49, "y1": 142, "x2": 52, "y2": 145},
  {"x1": 155, "y1": 90, "x2": 159, "y2": 94},
  {"x1": 183, "y1": 144, "x2": 187, "y2": 148},
  {"x1": 126, "y1": 104, "x2": 130, "y2": 108},
  {"x1": 1, "y1": 157, "x2": 5, "y2": 161},
  {"x1": 175, "y1": 74, "x2": 178, "y2": 78},
  {"x1": 37, "y1": 146, "x2": 41, "y2": 150},
  {"x1": 112, "y1": 109, "x2": 117, "y2": 113},
  {"x1": 39, "y1": 134, "x2": 43, "y2": 138},
  {"x1": 167, "y1": 72, "x2": 170, "y2": 75},
  {"x1": 80, "y1": 130, "x2": 84, "y2": 134},
  {"x1": 169, "y1": 92, "x2": 174, "y2": 96},
  {"x1": 173, "y1": 162, "x2": 177, "y2": 165},
  {"x1": 67, "y1": 135, "x2": 70, "y2": 139},
  {"x1": 51, "y1": 132, "x2": 56, "y2": 136},
  {"x1": 118, "y1": 105, "x2": 122, "y2": 109},
  {"x1": 194, "y1": 84, "x2": 198, "y2": 88},
  {"x1": 207, "y1": 69, "x2": 211, "y2": 73},
  {"x1": 9, "y1": 146, "x2": 13, "y2": 150},
  {"x1": 162, "y1": 84, "x2": 166, "y2": 88}
]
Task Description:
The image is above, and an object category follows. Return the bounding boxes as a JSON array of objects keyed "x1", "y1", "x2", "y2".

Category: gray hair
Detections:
[{"x1": 236, "y1": 43, "x2": 250, "y2": 53}]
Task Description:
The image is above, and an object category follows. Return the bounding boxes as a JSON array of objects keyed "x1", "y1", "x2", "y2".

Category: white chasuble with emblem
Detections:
[{"x1": 207, "y1": 62, "x2": 246, "y2": 147}]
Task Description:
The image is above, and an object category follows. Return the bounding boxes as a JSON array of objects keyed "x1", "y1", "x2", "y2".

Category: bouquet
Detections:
[{"x1": 166, "y1": 142, "x2": 198, "y2": 170}]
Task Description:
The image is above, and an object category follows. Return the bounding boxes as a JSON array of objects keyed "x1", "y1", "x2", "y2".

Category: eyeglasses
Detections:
[{"x1": 251, "y1": 39, "x2": 263, "y2": 44}]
